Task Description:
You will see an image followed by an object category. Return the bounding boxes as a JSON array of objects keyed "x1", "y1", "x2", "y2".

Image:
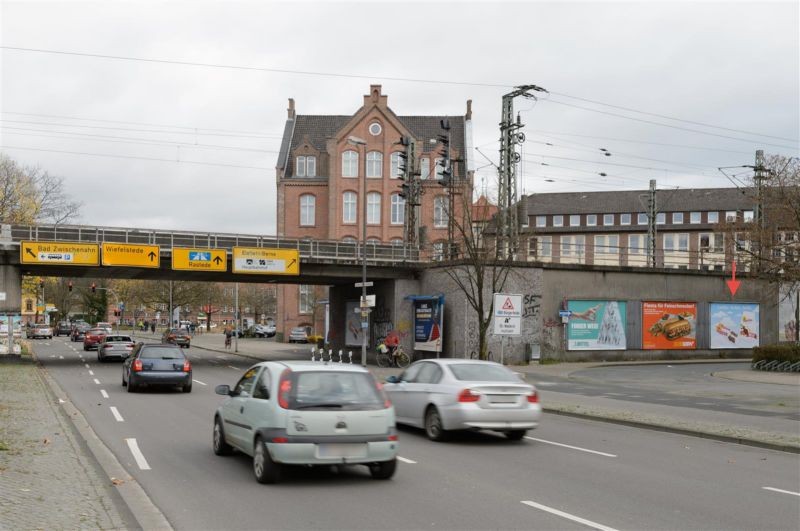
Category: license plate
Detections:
[
  {"x1": 316, "y1": 443, "x2": 368, "y2": 459},
  {"x1": 489, "y1": 395, "x2": 518, "y2": 403}
]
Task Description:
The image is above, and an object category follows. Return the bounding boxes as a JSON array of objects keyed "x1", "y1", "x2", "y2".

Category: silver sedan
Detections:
[{"x1": 383, "y1": 359, "x2": 541, "y2": 441}]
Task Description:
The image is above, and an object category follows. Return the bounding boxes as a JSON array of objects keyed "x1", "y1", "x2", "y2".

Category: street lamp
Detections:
[{"x1": 347, "y1": 135, "x2": 369, "y2": 367}]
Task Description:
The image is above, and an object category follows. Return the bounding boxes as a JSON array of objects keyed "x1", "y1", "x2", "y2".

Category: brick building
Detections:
[{"x1": 274, "y1": 85, "x2": 474, "y2": 339}]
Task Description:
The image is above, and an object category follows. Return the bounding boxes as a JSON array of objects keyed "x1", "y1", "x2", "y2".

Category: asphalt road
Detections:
[{"x1": 34, "y1": 338, "x2": 800, "y2": 530}]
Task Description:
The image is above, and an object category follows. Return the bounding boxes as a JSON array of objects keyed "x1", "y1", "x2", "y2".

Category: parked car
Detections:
[
  {"x1": 28, "y1": 324, "x2": 53, "y2": 339},
  {"x1": 161, "y1": 328, "x2": 191, "y2": 348},
  {"x1": 122, "y1": 343, "x2": 192, "y2": 393},
  {"x1": 83, "y1": 328, "x2": 107, "y2": 351},
  {"x1": 97, "y1": 335, "x2": 135, "y2": 362},
  {"x1": 55, "y1": 321, "x2": 72, "y2": 337},
  {"x1": 288, "y1": 327, "x2": 309, "y2": 343},
  {"x1": 252, "y1": 324, "x2": 276, "y2": 338},
  {"x1": 383, "y1": 359, "x2": 541, "y2": 441},
  {"x1": 213, "y1": 361, "x2": 397, "y2": 483},
  {"x1": 71, "y1": 324, "x2": 91, "y2": 342},
  {"x1": 96, "y1": 322, "x2": 113, "y2": 334}
]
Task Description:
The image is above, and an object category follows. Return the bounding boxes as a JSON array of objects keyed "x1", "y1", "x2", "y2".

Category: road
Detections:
[{"x1": 34, "y1": 337, "x2": 800, "y2": 530}]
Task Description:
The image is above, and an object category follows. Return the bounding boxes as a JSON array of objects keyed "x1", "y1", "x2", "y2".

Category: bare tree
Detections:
[
  {"x1": 239, "y1": 284, "x2": 277, "y2": 325},
  {"x1": 0, "y1": 154, "x2": 81, "y2": 224}
]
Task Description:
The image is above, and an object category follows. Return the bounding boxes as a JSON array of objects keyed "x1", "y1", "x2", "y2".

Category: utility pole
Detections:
[
  {"x1": 497, "y1": 85, "x2": 547, "y2": 259},
  {"x1": 648, "y1": 179, "x2": 657, "y2": 267},
  {"x1": 753, "y1": 149, "x2": 768, "y2": 271},
  {"x1": 437, "y1": 119, "x2": 457, "y2": 258},
  {"x1": 398, "y1": 136, "x2": 421, "y2": 246}
]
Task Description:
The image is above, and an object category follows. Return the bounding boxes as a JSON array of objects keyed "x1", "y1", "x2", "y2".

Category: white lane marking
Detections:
[
  {"x1": 125, "y1": 438, "x2": 151, "y2": 470},
  {"x1": 521, "y1": 500, "x2": 619, "y2": 531},
  {"x1": 216, "y1": 355, "x2": 228, "y2": 359},
  {"x1": 228, "y1": 365, "x2": 240, "y2": 370},
  {"x1": 763, "y1": 486, "x2": 800, "y2": 497},
  {"x1": 93, "y1": 378, "x2": 101, "y2": 385},
  {"x1": 85, "y1": 364, "x2": 90, "y2": 369},
  {"x1": 59, "y1": 355, "x2": 64, "y2": 359},
  {"x1": 534, "y1": 381, "x2": 558, "y2": 387},
  {"x1": 192, "y1": 379, "x2": 207, "y2": 386},
  {"x1": 525, "y1": 437, "x2": 617, "y2": 458},
  {"x1": 88, "y1": 370, "x2": 94, "y2": 376},
  {"x1": 397, "y1": 456, "x2": 416, "y2": 464},
  {"x1": 100, "y1": 390, "x2": 109, "y2": 399},
  {"x1": 110, "y1": 406, "x2": 124, "y2": 422}
]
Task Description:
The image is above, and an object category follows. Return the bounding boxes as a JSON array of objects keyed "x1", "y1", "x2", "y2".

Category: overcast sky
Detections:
[{"x1": 1, "y1": 0, "x2": 798, "y2": 235}]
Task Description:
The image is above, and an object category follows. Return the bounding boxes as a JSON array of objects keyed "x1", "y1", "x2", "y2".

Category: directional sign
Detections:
[
  {"x1": 493, "y1": 293, "x2": 522, "y2": 336},
  {"x1": 101, "y1": 243, "x2": 160, "y2": 268},
  {"x1": 232, "y1": 247, "x2": 300, "y2": 275},
  {"x1": 172, "y1": 248, "x2": 227, "y2": 272},
  {"x1": 21, "y1": 241, "x2": 99, "y2": 266}
]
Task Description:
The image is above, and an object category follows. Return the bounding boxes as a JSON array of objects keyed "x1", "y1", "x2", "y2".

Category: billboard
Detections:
[
  {"x1": 778, "y1": 286, "x2": 797, "y2": 342},
  {"x1": 709, "y1": 302, "x2": 760, "y2": 349},
  {"x1": 567, "y1": 300, "x2": 627, "y2": 350},
  {"x1": 345, "y1": 301, "x2": 368, "y2": 347},
  {"x1": 0, "y1": 314, "x2": 22, "y2": 355},
  {"x1": 414, "y1": 298, "x2": 443, "y2": 352},
  {"x1": 642, "y1": 302, "x2": 697, "y2": 350}
]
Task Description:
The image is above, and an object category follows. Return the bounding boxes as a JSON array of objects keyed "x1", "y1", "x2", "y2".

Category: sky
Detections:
[{"x1": 1, "y1": 0, "x2": 798, "y2": 235}]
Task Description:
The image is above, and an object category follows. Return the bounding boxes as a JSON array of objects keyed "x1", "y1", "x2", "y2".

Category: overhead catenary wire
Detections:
[{"x1": 522, "y1": 153, "x2": 719, "y2": 175}]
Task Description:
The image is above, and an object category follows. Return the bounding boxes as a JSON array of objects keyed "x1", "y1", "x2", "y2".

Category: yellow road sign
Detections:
[
  {"x1": 101, "y1": 243, "x2": 160, "y2": 268},
  {"x1": 232, "y1": 247, "x2": 300, "y2": 275},
  {"x1": 172, "y1": 248, "x2": 227, "y2": 272},
  {"x1": 21, "y1": 241, "x2": 99, "y2": 266}
]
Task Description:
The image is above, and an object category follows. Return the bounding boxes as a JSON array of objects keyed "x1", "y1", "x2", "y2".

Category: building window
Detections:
[
  {"x1": 561, "y1": 235, "x2": 585, "y2": 258},
  {"x1": 743, "y1": 210, "x2": 754, "y2": 222},
  {"x1": 569, "y1": 214, "x2": 580, "y2": 227},
  {"x1": 367, "y1": 238, "x2": 381, "y2": 245},
  {"x1": 299, "y1": 285, "x2": 312, "y2": 314},
  {"x1": 726, "y1": 211, "x2": 737, "y2": 222},
  {"x1": 553, "y1": 215, "x2": 564, "y2": 227},
  {"x1": 369, "y1": 122, "x2": 382, "y2": 136},
  {"x1": 629, "y1": 234, "x2": 645, "y2": 255},
  {"x1": 700, "y1": 232, "x2": 724, "y2": 253},
  {"x1": 595, "y1": 234, "x2": 619, "y2": 255},
  {"x1": 391, "y1": 193, "x2": 405, "y2": 225},
  {"x1": 432, "y1": 242, "x2": 444, "y2": 261},
  {"x1": 603, "y1": 214, "x2": 614, "y2": 226},
  {"x1": 708, "y1": 211, "x2": 719, "y2": 223},
  {"x1": 299, "y1": 194, "x2": 315, "y2": 226},
  {"x1": 391, "y1": 238, "x2": 403, "y2": 246},
  {"x1": 367, "y1": 192, "x2": 381, "y2": 224},
  {"x1": 434, "y1": 196, "x2": 447, "y2": 228},
  {"x1": 528, "y1": 237, "x2": 538, "y2": 257},
  {"x1": 663, "y1": 233, "x2": 689, "y2": 253},
  {"x1": 690, "y1": 212, "x2": 701, "y2": 224},
  {"x1": 342, "y1": 151, "x2": 358, "y2": 177},
  {"x1": 420, "y1": 158, "x2": 430, "y2": 180},
  {"x1": 638, "y1": 213, "x2": 648, "y2": 225},
  {"x1": 434, "y1": 157, "x2": 444, "y2": 180},
  {"x1": 620, "y1": 213, "x2": 631, "y2": 225},
  {"x1": 656, "y1": 212, "x2": 666, "y2": 225},
  {"x1": 536, "y1": 215, "x2": 546, "y2": 227},
  {"x1": 539, "y1": 236, "x2": 552, "y2": 257},
  {"x1": 586, "y1": 214, "x2": 597, "y2": 226},
  {"x1": 25, "y1": 299, "x2": 33, "y2": 312},
  {"x1": 343, "y1": 192, "x2": 357, "y2": 224},
  {"x1": 342, "y1": 236, "x2": 357, "y2": 244},
  {"x1": 672, "y1": 212, "x2": 684, "y2": 224},
  {"x1": 295, "y1": 155, "x2": 316, "y2": 177},
  {"x1": 367, "y1": 151, "x2": 382, "y2": 178},
  {"x1": 390, "y1": 152, "x2": 403, "y2": 179}
]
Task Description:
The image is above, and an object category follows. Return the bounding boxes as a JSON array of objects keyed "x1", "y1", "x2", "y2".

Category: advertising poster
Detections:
[
  {"x1": 345, "y1": 301, "x2": 368, "y2": 346},
  {"x1": 0, "y1": 314, "x2": 22, "y2": 354},
  {"x1": 567, "y1": 300, "x2": 627, "y2": 350},
  {"x1": 778, "y1": 286, "x2": 797, "y2": 342},
  {"x1": 709, "y1": 303, "x2": 760, "y2": 349},
  {"x1": 414, "y1": 298, "x2": 443, "y2": 352},
  {"x1": 642, "y1": 302, "x2": 697, "y2": 350}
]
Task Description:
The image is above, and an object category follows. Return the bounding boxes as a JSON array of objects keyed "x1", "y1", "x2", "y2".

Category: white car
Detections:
[
  {"x1": 213, "y1": 361, "x2": 398, "y2": 483},
  {"x1": 28, "y1": 325, "x2": 53, "y2": 339},
  {"x1": 288, "y1": 327, "x2": 308, "y2": 343},
  {"x1": 253, "y1": 324, "x2": 276, "y2": 338},
  {"x1": 384, "y1": 359, "x2": 541, "y2": 441}
]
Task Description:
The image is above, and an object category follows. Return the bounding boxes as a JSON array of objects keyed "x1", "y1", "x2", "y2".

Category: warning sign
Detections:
[{"x1": 493, "y1": 293, "x2": 522, "y2": 336}]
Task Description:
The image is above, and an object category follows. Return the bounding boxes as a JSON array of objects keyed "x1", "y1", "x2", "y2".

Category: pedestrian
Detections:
[
  {"x1": 151, "y1": 322, "x2": 156, "y2": 334},
  {"x1": 224, "y1": 326, "x2": 232, "y2": 349}
]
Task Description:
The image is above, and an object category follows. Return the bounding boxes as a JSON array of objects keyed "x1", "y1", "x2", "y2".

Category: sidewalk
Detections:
[{"x1": 0, "y1": 356, "x2": 129, "y2": 530}]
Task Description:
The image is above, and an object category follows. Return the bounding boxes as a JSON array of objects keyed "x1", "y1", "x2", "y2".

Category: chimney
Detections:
[
  {"x1": 287, "y1": 98, "x2": 295, "y2": 119},
  {"x1": 465, "y1": 99, "x2": 472, "y2": 120}
]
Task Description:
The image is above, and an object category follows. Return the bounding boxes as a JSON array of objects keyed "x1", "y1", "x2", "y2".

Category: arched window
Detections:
[
  {"x1": 391, "y1": 238, "x2": 404, "y2": 246},
  {"x1": 342, "y1": 151, "x2": 358, "y2": 178},
  {"x1": 366, "y1": 151, "x2": 383, "y2": 178},
  {"x1": 391, "y1": 193, "x2": 405, "y2": 225},
  {"x1": 343, "y1": 191, "x2": 357, "y2": 223},
  {"x1": 342, "y1": 236, "x2": 357, "y2": 244},
  {"x1": 367, "y1": 238, "x2": 381, "y2": 245},
  {"x1": 434, "y1": 196, "x2": 447, "y2": 228},
  {"x1": 367, "y1": 192, "x2": 381, "y2": 224},
  {"x1": 390, "y1": 152, "x2": 403, "y2": 178},
  {"x1": 299, "y1": 194, "x2": 315, "y2": 226}
]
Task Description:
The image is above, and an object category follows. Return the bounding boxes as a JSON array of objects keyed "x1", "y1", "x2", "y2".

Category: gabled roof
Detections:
[{"x1": 471, "y1": 195, "x2": 498, "y2": 222}]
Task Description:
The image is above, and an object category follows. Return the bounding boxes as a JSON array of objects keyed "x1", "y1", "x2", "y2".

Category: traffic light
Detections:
[
  {"x1": 399, "y1": 183, "x2": 411, "y2": 200},
  {"x1": 91, "y1": 283, "x2": 96, "y2": 293},
  {"x1": 68, "y1": 281, "x2": 73, "y2": 292}
]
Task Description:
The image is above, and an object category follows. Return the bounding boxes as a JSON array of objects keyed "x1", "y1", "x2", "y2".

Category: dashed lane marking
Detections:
[
  {"x1": 397, "y1": 456, "x2": 417, "y2": 464},
  {"x1": 228, "y1": 365, "x2": 240, "y2": 370},
  {"x1": 521, "y1": 500, "x2": 619, "y2": 531},
  {"x1": 525, "y1": 437, "x2": 617, "y2": 458},
  {"x1": 84, "y1": 364, "x2": 90, "y2": 369},
  {"x1": 88, "y1": 370, "x2": 94, "y2": 376},
  {"x1": 59, "y1": 355, "x2": 64, "y2": 359},
  {"x1": 763, "y1": 487, "x2": 800, "y2": 497},
  {"x1": 192, "y1": 379, "x2": 207, "y2": 386},
  {"x1": 100, "y1": 390, "x2": 109, "y2": 399},
  {"x1": 125, "y1": 438, "x2": 151, "y2": 470},
  {"x1": 110, "y1": 407, "x2": 124, "y2": 422},
  {"x1": 93, "y1": 378, "x2": 101, "y2": 385}
]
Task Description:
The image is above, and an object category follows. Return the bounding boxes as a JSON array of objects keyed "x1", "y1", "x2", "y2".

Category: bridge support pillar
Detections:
[{"x1": 0, "y1": 263, "x2": 22, "y2": 314}]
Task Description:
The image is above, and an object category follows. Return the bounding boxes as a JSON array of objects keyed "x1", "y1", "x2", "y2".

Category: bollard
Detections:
[{"x1": 338, "y1": 349, "x2": 343, "y2": 363}]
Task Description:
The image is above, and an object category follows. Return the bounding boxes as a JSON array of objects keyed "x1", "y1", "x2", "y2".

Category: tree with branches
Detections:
[{"x1": 0, "y1": 154, "x2": 81, "y2": 224}]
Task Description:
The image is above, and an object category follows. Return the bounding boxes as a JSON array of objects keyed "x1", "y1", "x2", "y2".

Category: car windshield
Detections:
[
  {"x1": 291, "y1": 328, "x2": 306, "y2": 334},
  {"x1": 289, "y1": 371, "x2": 383, "y2": 410},
  {"x1": 448, "y1": 363, "x2": 521, "y2": 382},
  {"x1": 140, "y1": 347, "x2": 184, "y2": 360},
  {"x1": 88, "y1": 329, "x2": 104, "y2": 334},
  {"x1": 104, "y1": 336, "x2": 132, "y2": 342}
]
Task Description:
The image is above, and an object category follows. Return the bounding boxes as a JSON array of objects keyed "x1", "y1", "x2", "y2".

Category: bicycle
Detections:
[{"x1": 376, "y1": 345, "x2": 411, "y2": 368}]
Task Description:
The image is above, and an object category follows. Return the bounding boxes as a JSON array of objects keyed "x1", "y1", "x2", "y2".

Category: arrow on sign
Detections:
[
  {"x1": 213, "y1": 256, "x2": 223, "y2": 265},
  {"x1": 148, "y1": 251, "x2": 156, "y2": 262},
  {"x1": 25, "y1": 248, "x2": 36, "y2": 259},
  {"x1": 288, "y1": 258, "x2": 297, "y2": 269},
  {"x1": 726, "y1": 261, "x2": 741, "y2": 296}
]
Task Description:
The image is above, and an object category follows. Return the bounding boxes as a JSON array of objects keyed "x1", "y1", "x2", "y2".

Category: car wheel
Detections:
[
  {"x1": 253, "y1": 437, "x2": 280, "y2": 484},
  {"x1": 182, "y1": 382, "x2": 192, "y2": 393},
  {"x1": 425, "y1": 406, "x2": 449, "y2": 442},
  {"x1": 83, "y1": 345, "x2": 88, "y2": 351},
  {"x1": 505, "y1": 430, "x2": 527, "y2": 441},
  {"x1": 213, "y1": 417, "x2": 233, "y2": 456},
  {"x1": 369, "y1": 458, "x2": 397, "y2": 480}
]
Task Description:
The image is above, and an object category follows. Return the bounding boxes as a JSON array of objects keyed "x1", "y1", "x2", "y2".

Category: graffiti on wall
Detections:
[
  {"x1": 523, "y1": 294, "x2": 541, "y2": 319},
  {"x1": 371, "y1": 304, "x2": 393, "y2": 345}
]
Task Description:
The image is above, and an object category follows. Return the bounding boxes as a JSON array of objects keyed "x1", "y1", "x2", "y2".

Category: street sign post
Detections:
[
  {"x1": 101, "y1": 243, "x2": 160, "y2": 268},
  {"x1": 172, "y1": 248, "x2": 227, "y2": 272},
  {"x1": 232, "y1": 247, "x2": 300, "y2": 275},
  {"x1": 21, "y1": 241, "x2": 99, "y2": 266},
  {"x1": 493, "y1": 293, "x2": 522, "y2": 336},
  {"x1": 354, "y1": 281, "x2": 374, "y2": 288}
]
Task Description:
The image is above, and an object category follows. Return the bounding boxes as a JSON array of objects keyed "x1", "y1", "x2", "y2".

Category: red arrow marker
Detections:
[{"x1": 726, "y1": 261, "x2": 741, "y2": 296}]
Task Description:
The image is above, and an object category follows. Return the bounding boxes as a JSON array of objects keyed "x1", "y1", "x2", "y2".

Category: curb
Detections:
[{"x1": 32, "y1": 351, "x2": 174, "y2": 531}]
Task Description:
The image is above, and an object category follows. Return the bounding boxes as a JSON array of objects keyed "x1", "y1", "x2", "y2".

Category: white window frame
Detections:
[
  {"x1": 367, "y1": 192, "x2": 381, "y2": 224},
  {"x1": 366, "y1": 151, "x2": 383, "y2": 178},
  {"x1": 296, "y1": 155, "x2": 307, "y2": 177},
  {"x1": 638, "y1": 213, "x2": 648, "y2": 225},
  {"x1": 595, "y1": 234, "x2": 619, "y2": 256},
  {"x1": 743, "y1": 210, "x2": 754, "y2": 222},
  {"x1": 603, "y1": 214, "x2": 614, "y2": 226},
  {"x1": 707, "y1": 211, "x2": 719, "y2": 223},
  {"x1": 569, "y1": 214, "x2": 580, "y2": 227},
  {"x1": 299, "y1": 194, "x2": 315, "y2": 226},
  {"x1": 672, "y1": 212, "x2": 684, "y2": 224},
  {"x1": 390, "y1": 152, "x2": 403, "y2": 179},
  {"x1": 342, "y1": 151, "x2": 358, "y2": 178},
  {"x1": 690, "y1": 212, "x2": 701, "y2": 224},
  {"x1": 299, "y1": 285, "x2": 312, "y2": 314},
  {"x1": 586, "y1": 214, "x2": 597, "y2": 226},
  {"x1": 560, "y1": 235, "x2": 585, "y2": 258},
  {"x1": 539, "y1": 235, "x2": 552, "y2": 257},
  {"x1": 620, "y1": 213, "x2": 631, "y2": 225},
  {"x1": 420, "y1": 158, "x2": 430, "y2": 180},
  {"x1": 434, "y1": 157, "x2": 444, "y2": 180},
  {"x1": 342, "y1": 191, "x2": 357, "y2": 224},
  {"x1": 342, "y1": 236, "x2": 357, "y2": 244},
  {"x1": 726, "y1": 211, "x2": 737, "y2": 222},
  {"x1": 656, "y1": 212, "x2": 666, "y2": 225},
  {"x1": 390, "y1": 193, "x2": 405, "y2": 225},
  {"x1": 536, "y1": 215, "x2": 546, "y2": 227},
  {"x1": 628, "y1": 234, "x2": 645, "y2": 255},
  {"x1": 553, "y1": 215, "x2": 564, "y2": 227},
  {"x1": 434, "y1": 196, "x2": 447, "y2": 228},
  {"x1": 297, "y1": 155, "x2": 316, "y2": 177},
  {"x1": 432, "y1": 242, "x2": 445, "y2": 261}
]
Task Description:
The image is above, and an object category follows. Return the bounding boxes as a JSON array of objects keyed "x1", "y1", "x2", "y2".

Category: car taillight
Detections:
[
  {"x1": 458, "y1": 388, "x2": 481, "y2": 403},
  {"x1": 126, "y1": 344, "x2": 133, "y2": 349},
  {"x1": 388, "y1": 434, "x2": 398, "y2": 441},
  {"x1": 183, "y1": 360, "x2": 191, "y2": 372},
  {"x1": 527, "y1": 390, "x2": 539, "y2": 403},
  {"x1": 278, "y1": 369, "x2": 292, "y2": 409},
  {"x1": 132, "y1": 359, "x2": 143, "y2": 372},
  {"x1": 168, "y1": 335, "x2": 176, "y2": 340},
  {"x1": 375, "y1": 380, "x2": 391, "y2": 409},
  {"x1": 272, "y1": 437, "x2": 288, "y2": 443}
]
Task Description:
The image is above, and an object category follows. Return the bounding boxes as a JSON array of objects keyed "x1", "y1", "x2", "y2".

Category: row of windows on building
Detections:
[
  {"x1": 528, "y1": 232, "x2": 727, "y2": 258},
  {"x1": 531, "y1": 210, "x2": 754, "y2": 229},
  {"x1": 299, "y1": 193, "x2": 449, "y2": 228},
  {"x1": 295, "y1": 153, "x2": 447, "y2": 180}
]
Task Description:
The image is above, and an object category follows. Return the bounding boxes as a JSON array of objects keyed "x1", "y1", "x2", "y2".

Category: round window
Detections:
[{"x1": 368, "y1": 122, "x2": 382, "y2": 136}]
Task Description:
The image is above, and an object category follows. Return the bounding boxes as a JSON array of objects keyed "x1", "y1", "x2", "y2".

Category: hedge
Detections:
[{"x1": 752, "y1": 344, "x2": 800, "y2": 364}]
